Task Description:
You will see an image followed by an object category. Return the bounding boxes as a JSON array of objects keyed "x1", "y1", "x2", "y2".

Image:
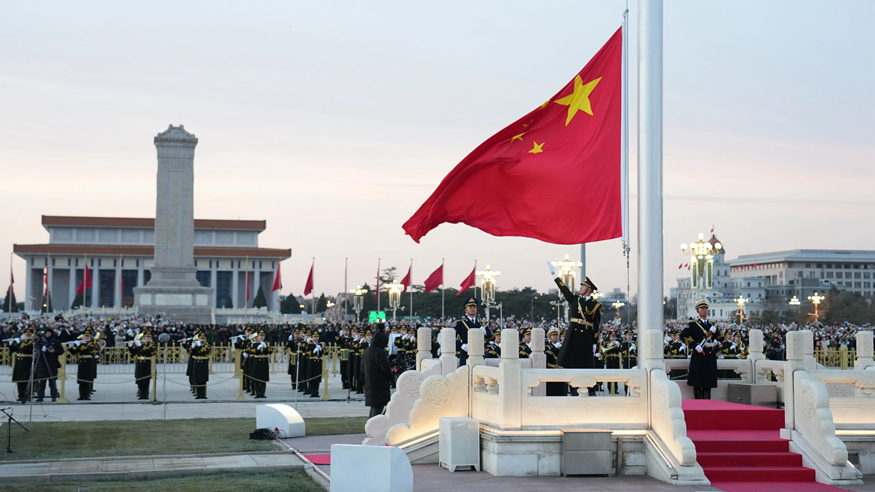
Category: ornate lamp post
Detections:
[
  {"x1": 681, "y1": 233, "x2": 722, "y2": 290},
  {"x1": 387, "y1": 281, "x2": 404, "y2": 320},
  {"x1": 808, "y1": 292, "x2": 825, "y2": 320},
  {"x1": 789, "y1": 296, "x2": 801, "y2": 307},
  {"x1": 476, "y1": 265, "x2": 501, "y2": 320},
  {"x1": 612, "y1": 300, "x2": 625, "y2": 321},
  {"x1": 352, "y1": 286, "x2": 367, "y2": 321},
  {"x1": 734, "y1": 295, "x2": 747, "y2": 324},
  {"x1": 552, "y1": 254, "x2": 582, "y2": 323}
]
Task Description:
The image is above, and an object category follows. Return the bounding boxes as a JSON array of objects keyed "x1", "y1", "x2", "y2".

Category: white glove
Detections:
[
  {"x1": 95, "y1": 355, "x2": 100, "y2": 359},
  {"x1": 42, "y1": 346, "x2": 47, "y2": 352},
  {"x1": 547, "y1": 261, "x2": 557, "y2": 277},
  {"x1": 314, "y1": 345, "x2": 322, "y2": 355},
  {"x1": 136, "y1": 341, "x2": 142, "y2": 347},
  {"x1": 710, "y1": 327, "x2": 717, "y2": 334},
  {"x1": 288, "y1": 335, "x2": 294, "y2": 341},
  {"x1": 75, "y1": 340, "x2": 81, "y2": 346},
  {"x1": 15, "y1": 337, "x2": 20, "y2": 343},
  {"x1": 696, "y1": 346, "x2": 704, "y2": 354},
  {"x1": 461, "y1": 343, "x2": 468, "y2": 352},
  {"x1": 259, "y1": 342, "x2": 267, "y2": 350},
  {"x1": 243, "y1": 352, "x2": 249, "y2": 358}
]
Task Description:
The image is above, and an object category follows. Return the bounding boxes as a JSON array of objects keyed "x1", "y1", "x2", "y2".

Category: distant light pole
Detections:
[
  {"x1": 808, "y1": 292, "x2": 825, "y2": 320},
  {"x1": 735, "y1": 295, "x2": 747, "y2": 324},
  {"x1": 352, "y1": 286, "x2": 367, "y2": 321},
  {"x1": 789, "y1": 296, "x2": 801, "y2": 307},
  {"x1": 387, "y1": 281, "x2": 404, "y2": 320},
  {"x1": 476, "y1": 265, "x2": 500, "y2": 320},
  {"x1": 612, "y1": 300, "x2": 626, "y2": 321},
  {"x1": 681, "y1": 233, "x2": 722, "y2": 291}
]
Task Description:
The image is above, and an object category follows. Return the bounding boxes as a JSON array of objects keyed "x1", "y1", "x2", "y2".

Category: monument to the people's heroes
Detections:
[{"x1": 134, "y1": 125, "x2": 213, "y2": 323}]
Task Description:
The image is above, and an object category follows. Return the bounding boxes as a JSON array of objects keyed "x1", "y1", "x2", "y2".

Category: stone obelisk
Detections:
[{"x1": 134, "y1": 125, "x2": 213, "y2": 323}]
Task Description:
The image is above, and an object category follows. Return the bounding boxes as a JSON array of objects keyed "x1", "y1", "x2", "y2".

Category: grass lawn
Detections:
[
  {"x1": 4, "y1": 469, "x2": 323, "y2": 492},
  {"x1": 0, "y1": 416, "x2": 368, "y2": 462}
]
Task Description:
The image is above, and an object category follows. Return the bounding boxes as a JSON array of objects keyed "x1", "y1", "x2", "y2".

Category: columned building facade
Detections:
[{"x1": 14, "y1": 216, "x2": 291, "y2": 312}]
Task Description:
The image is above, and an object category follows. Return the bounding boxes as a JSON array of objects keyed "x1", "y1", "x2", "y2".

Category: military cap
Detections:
[
  {"x1": 547, "y1": 327, "x2": 560, "y2": 336},
  {"x1": 695, "y1": 299, "x2": 709, "y2": 310},
  {"x1": 464, "y1": 297, "x2": 478, "y2": 308},
  {"x1": 522, "y1": 328, "x2": 532, "y2": 336},
  {"x1": 582, "y1": 277, "x2": 598, "y2": 291},
  {"x1": 257, "y1": 329, "x2": 266, "y2": 336}
]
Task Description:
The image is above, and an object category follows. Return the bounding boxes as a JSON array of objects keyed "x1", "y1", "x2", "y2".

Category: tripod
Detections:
[{"x1": 2, "y1": 407, "x2": 29, "y2": 453}]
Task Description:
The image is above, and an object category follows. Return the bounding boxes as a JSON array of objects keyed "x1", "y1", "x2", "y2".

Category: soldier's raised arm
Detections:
[{"x1": 547, "y1": 261, "x2": 576, "y2": 304}]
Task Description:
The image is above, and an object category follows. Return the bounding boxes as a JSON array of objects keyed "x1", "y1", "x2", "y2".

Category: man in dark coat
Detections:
[
  {"x1": 35, "y1": 328, "x2": 64, "y2": 402},
  {"x1": 680, "y1": 300, "x2": 720, "y2": 399},
  {"x1": 548, "y1": 263, "x2": 601, "y2": 396},
  {"x1": 362, "y1": 330, "x2": 394, "y2": 418}
]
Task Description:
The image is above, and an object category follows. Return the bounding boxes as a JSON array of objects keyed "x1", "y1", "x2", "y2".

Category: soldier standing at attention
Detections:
[
  {"x1": 454, "y1": 297, "x2": 484, "y2": 366},
  {"x1": 70, "y1": 328, "x2": 99, "y2": 401},
  {"x1": 9, "y1": 327, "x2": 35, "y2": 404},
  {"x1": 250, "y1": 329, "x2": 273, "y2": 399},
  {"x1": 681, "y1": 300, "x2": 720, "y2": 399},
  {"x1": 190, "y1": 332, "x2": 211, "y2": 399},
  {"x1": 545, "y1": 327, "x2": 565, "y2": 396},
  {"x1": 547, "y1": 263, "x2": 601, "y2": 396},
  {"x1": 129, "y1": 330, "x2": 156, "y2": 400}
]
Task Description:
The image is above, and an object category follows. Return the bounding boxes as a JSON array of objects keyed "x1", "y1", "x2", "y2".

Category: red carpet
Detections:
[
  {"x1": 303, "y1": 454, "x2": 331, "y2": 465},
  {"x1": 682, "y1": 400, "x2": 845, "y2": 492}
]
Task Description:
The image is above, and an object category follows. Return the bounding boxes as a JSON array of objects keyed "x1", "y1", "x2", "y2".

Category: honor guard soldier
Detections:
[
  {"x1": 356, "y1": 330, "x2": 371, "y2": 394},
  {"x1": 600, "y1": 331, "x2": 622, "y2": 395},
  {"x1": 306, "y1": 331, "x2": 324, "y2": 398},
  {"x1": 485, "y1": 331, "x2": 501, "y2": 358},
  {"x1": 190, "y1": 332, "x2": 211, "y2": 399},
  {"x1": 621, "y1": 331, "x2": 637, "y2": 369},
  {"x1": 236, "y1": 327, "x2": 253, "y2": 394},
  {"x1": 70, "y1": 328, "x2": 100, "y2": 400},
  {"x1": 681, "y1": 300, "x2": 720, "y2": 399},
  {"x1": 545, "y1": 327, "x2": 565, "y2": 396},
  {"x1": 338, "y1": 326, "x2": 351, "y2": 389},
  {"x1": 519, "y1": 329, "x2": 532, "y2": 358},
  {"x1": 547, "y1": 263, "x2": 601, "y2": 396},
  {"x1": 287, "y1": 329, "x2": 302, "y2": 390},
  {"x1": 249, "y1": 329, "x2": 273, "y2": 399},
  {"x1": 454, "y1": 298, "x2": 485, "y2": 366},
  {"x1": 129, "y1": 330, "x2": 156, "y2": 400},
  {"x1": 9, "y1": 327, "x2": 35, "y2": 403},
  {"x1": 668, "y1": 331, "x2": 687, "y2": 359}
]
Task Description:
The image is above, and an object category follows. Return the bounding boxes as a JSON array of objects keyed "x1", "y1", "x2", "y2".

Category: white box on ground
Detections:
[
  {"x1": 255, "y1": 404, "x2": 305, "y2": 438},
  {"x1": 439, "y1": 417, "x2": 481, "y2": 472},
  {"x1": 330, "y1": 444, "x2": 413, "y2": 492}
]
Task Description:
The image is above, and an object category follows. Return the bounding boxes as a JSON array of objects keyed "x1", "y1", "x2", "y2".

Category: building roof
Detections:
[
  {"x1": 13, "y1": 244, "x2": 291, "y2": 259},
  {"x1": 709, "y1": 235, "x2": 725, "y2": 255},
  {"x1": 727, "y1": 249, "x2": 875, "y2": 265},
  {"x1": 41, "y1": 215, "x2": 266, "y2": 232}
]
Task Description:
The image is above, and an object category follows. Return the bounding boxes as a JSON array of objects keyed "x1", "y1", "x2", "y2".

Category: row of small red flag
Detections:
[{"x1": 303, "y1": 262, "x2": 475, "y2": 298}]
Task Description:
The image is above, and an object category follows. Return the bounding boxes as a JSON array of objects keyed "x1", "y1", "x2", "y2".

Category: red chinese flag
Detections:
[
  {"x1": 303, "y1": 264, "x2": 314, "y2": 296},
  {"x1": 246, "y1": 271, "x2": 251, "y2": 302},
  {"x1": 403, "y1": 28, "x2": 622, "y2": 245},
  {"x1": 272, "y1": 263, "x2": 282, "y2": 293},
  {"x1": 423, "y1": 264, "x2": 443, "y2": 293},
  {"x1": 456, "y1": 266, "x2": 476, "y2": 297},
  {"x1": 400, "y1": 265, "x2": 412, "y2": 293},
  {"x1": 76, "y1": 264, "x2": 92, "y2": 295},
  {"x1": 10, "y1": 269, "x2": 14, "y2": 298}
]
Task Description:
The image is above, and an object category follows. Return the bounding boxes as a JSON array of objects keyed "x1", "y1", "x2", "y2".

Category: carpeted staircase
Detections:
[{"x1": 683, "y1": 399, "x2": 844, "y2": 492}]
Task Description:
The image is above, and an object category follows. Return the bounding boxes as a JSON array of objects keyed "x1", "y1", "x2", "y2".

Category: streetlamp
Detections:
[
  {"x1": 735, "y1": 295, "x2": 747, "y2": 324},
  {"x1": 681, "y1": 233, "x2": 722, "y2": 290},
  {"x1": 789, "y1": 296, "x2": 801, "y2": 307},
  {"x1": 612, "y1": 300, "x2": 625, "y2": 321},
  {"x1": 352, "y1": 286, "x2": 367, "y2": 321},
  {"x1": 552, "y1": 254, "x2": 582, "y2": 323},
  {"x1": 476, "y1": 265, "x2": 501, "y2": 320},
  {"x1": 808, "y1": 292, "x2": 825, "y2": 320},
  {"x1": 386, "y1": 281, "x2": 405, "y2": 320}
]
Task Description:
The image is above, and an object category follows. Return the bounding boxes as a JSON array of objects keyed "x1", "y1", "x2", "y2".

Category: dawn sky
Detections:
[{"x1": 2, "y1": 1, "x2": 873, "y2": 305}]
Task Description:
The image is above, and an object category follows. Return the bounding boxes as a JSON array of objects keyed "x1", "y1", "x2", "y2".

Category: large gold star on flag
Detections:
[{"x1": 554, "y1": 75, "x2": 602, "y2": 126}]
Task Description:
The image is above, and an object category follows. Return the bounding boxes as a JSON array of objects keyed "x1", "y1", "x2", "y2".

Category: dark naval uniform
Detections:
[
  {"x1": 287, "y1": 333, "x2": 302, "y2": 389},
  {"x1": 545, "y1": 334, "x2": 565, "y2": 396},
  {"x1": 10, "y1": 331, "x2": 35, "y2": 403},
  {"x1": 70, "y1": 334, "x2": 100, "y2": 400},
  {"x1": 190, "y1": 337, "x2": 211, "y2": 399},
  {"x1": 249, "y1": 332, "x2": 274, "y2": 399},
  {"x1": 680, "y1": 315, "x2": 720, "y2": 399},
  {"x1": 454, "y1": 301, "x2": 483, "y2": 366},
  {"x1": 128, "y1": 335, "x2": 156, "y2": 400}
]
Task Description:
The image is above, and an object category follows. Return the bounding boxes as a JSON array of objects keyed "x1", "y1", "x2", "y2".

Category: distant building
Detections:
[
  {"x1": 13, "y1": 215, "x2": 291, "y2": 312},
  {"x1": 676, "y1": 236, "x2": 875, "y2": 321}
]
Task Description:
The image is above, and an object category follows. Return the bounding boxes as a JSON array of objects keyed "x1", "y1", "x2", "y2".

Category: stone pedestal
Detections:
[{"x1": 134, "y1": 125, "x2": 213, "y2": 323}]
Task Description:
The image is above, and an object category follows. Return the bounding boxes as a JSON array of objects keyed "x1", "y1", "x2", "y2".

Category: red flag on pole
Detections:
[
  {"x1": 400, "y1": 265, "x2": 412, "y2": 293},
  {"x1": 76, "y1": 264, "x2": 92, "y2": 294},
  {"x1": 303, "y1": 263, "x2": 314, "y2": 296},
  {"x1": 424, "y1": 264, "x2": 443, "y2": 293},
  {"x1": 10, "y1": 269, "x2": 14, "y2": 298},
  {"x1": 272, "y1": 263, "x2": 282, "y2": 293},
  {"x1": 456, "y1": 266, "x2": 476, "y2": 296},
  {"x1": 246, "y1": 270, "x2": 251, "y2": 303},
  {"x1": 403, "y1": 28, "x2": 622, "y2": 245}
]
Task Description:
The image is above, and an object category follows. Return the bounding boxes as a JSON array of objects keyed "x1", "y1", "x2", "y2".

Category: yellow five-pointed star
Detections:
[
  {"x1": 511, "y1": 132, "x2": 525, "y2": 142},
  {"x1": 553, "y1": 75, "x2": 602, "y2": 126},
  {"x1": 529, "y1": 141, "x2": 544, "y2": 154}
]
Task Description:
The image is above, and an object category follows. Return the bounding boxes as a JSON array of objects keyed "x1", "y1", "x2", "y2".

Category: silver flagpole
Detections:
[
  {"x1": 637, "y1": 0, "x2": 664, "y2": 371},
  {"x1": 622, "y1": 1, "x2": 632, "y2": 324}
]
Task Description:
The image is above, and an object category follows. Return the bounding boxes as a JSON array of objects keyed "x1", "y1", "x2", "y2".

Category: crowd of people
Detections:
[{"x1": 2, "y1": 276, "x2": 872, "y2": 412}]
